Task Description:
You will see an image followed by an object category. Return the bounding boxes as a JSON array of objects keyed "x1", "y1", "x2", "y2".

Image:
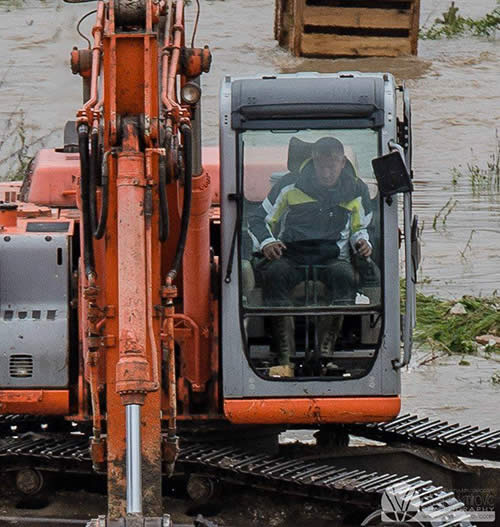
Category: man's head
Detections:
[{"x1": 311, "y1": 137, "x2": 346, "y2": 188}]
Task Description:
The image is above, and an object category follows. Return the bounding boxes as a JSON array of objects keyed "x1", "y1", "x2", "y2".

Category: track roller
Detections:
[
  {"x1": 186, "y1": 475, "x2": 217, "y2": 504},
  {"x1": 15, "y1": 468, "x2": 45, "y2": 496}
]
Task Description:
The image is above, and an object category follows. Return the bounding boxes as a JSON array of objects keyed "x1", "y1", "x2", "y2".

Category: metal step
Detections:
[{"x1": 346, "y1": 413, "x2": 500, "y2": 461}]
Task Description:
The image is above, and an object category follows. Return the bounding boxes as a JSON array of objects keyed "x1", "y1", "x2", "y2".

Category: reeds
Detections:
[
  {"x1": 420, "y1": 2, "x2": 500, "y2": 40},
  {"x1": 451, "y1": 131, "x2": 500, "y2": 196},
  {"x1": 0, "y1": 108, "x2": 56, "y2": 181}
]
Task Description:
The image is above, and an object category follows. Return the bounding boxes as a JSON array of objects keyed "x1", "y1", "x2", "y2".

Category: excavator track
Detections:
[
  {"x1": 0, "y1": 421, "x2": 483, "y2": 526},
  {"x1": 2, "y1": 413, "x2": 499, "y2": 525},
  {"x1": 346, "y1": 413, "x2": 500, "y2": 461},
  {"x1": 178, "y1": 442, "x2": 473, "y2": 525},
  {"x1": 2, "y1": 413, "x2": 498, "y2": 461}
]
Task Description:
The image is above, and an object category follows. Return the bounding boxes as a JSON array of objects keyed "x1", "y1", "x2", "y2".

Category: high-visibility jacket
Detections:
[{"x1": 247, "y1": 159, "x2": 373, "y2": 262}]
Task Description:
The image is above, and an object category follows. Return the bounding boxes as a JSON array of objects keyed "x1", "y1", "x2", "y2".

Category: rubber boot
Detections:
[
  {"x1": 269, "y1": 316, "x2": 295, "y2": 377},
  {"x1": 318, "y1": 315, "x2": 344, "y2": 357}
]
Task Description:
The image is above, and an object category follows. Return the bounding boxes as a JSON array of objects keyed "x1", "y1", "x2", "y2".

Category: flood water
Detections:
[{"x1": 0, "y1": 0, "x2": 498, "y2": 467}]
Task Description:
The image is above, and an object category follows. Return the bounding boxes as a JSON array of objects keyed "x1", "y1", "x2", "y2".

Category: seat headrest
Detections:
[
  {"x1": 287, "y1": 137, "x2": 360, "y2": 177},
  {"x1": 287, "y1": 137, "x2": 314, "y2": 173}
]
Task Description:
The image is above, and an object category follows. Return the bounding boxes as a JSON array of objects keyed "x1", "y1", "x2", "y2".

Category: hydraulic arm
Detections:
[{"x1": 70, "y1": 1, "x2": 211, "y2": 523}]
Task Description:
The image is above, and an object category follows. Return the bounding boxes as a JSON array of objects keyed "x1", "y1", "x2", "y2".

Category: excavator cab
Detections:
[{"x1": 220, "y1": 73, "x2": 417, "y2": 424}]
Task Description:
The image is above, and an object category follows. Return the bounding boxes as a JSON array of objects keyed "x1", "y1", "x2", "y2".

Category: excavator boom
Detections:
[{"x1": 70, "y1": 1, "x2": 210, "y2": 523}]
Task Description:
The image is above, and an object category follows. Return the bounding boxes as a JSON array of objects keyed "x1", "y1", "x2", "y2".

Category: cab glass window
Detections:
[{"x1": 239, "y1": 129, "x2": 382, "y2": 379}]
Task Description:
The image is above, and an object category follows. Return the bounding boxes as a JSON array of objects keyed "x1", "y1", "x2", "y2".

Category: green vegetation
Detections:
[
  {"x1": 0, "y1": 0, "x2": 25, "y2": 10},
  {"x1": 0, "y1": 110, "x2": 32, "y2": 181},
  {"x1": 0, "y1": 107, "x2": 56, "y2": 182},
  {"x1": 415, "y1": 292, "x2": 500, "y2": 356},
  {"x1": 451, "y1": 131, "x2": 500, "y2": 195},
  {"x1": 459, "y1": 229, "x2": 475, "y2": 260},
  {"x1": 432, "y1": 197, "x2": 458, "y2": 230},
  {"x1": 420, "y1": 2, "x2": 500, "y2": 40}
]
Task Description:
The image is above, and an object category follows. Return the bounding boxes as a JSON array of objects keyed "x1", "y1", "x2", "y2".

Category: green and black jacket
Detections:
[{"x1": 247, "y1": 159, "x2": 373, "y2": 263}]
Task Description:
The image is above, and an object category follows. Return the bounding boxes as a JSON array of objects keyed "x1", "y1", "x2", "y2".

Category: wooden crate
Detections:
[{"x1": 275, "y1": 0, "x2": 421, "y2": 58}]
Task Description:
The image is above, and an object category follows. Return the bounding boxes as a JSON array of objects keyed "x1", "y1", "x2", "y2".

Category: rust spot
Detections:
[
  {"x1": 142, "y1": 452, "x2": 162, "y2": 516},
  {"x1": 107, "y1": 457, "x2": 127, "y2": 520}
]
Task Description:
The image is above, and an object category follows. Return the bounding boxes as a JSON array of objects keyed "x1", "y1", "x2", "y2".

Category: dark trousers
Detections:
[{"x1": 260, "y1": 257, "x2": 356, "y2": 307}]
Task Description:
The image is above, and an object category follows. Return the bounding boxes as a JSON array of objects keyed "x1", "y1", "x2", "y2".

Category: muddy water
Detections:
[
  {"x1": 0, "y1": 0, "x2": 498, "y2": 445},
  {"x1": 1, "y1": 0, "x2": 499, "y2": 297}
]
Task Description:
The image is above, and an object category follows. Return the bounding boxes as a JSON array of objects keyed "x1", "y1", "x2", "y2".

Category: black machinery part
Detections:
[{"x1": 346, "y1": 413, "x2": 500, "y2": 461}]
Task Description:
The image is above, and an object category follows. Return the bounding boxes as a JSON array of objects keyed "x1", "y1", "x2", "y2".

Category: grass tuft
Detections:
[
  {"x1": 0, "y1": 108, "x2": 57, "y2": 182},
  {"x1": 450, "y1": 130, "x2": 500, "y2": 195},
  {"x1": 415, "y1": 291, "x2": 500, "y2": 356},
  {"x1": 0, "y1": 0, "x2": 26, "y2": 10},
  {"x1": 420, "y1": 2, "x2": 500, "y2": 40}
]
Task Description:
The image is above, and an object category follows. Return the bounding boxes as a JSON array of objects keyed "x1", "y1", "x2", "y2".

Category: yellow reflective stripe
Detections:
[
  {"x1": 287, "y1": 188, "x2": 316, "y2": 206},
  {"x1": 268, "y1": 187, "x2": 316, "y2": 232},
  {"x1": 268, "y1": 192, "x2": 289, "y2": 232},
  {"x1": 340, "y1": 197, "x2": 362, "y2": 232}
]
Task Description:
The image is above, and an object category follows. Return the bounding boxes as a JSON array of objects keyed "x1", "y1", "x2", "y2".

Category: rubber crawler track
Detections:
[
  {"x1": 346, "y1": 413, "x2": 500, "y2": 461},
  {"x1": 0, "y1": 423, "x2": 477, "y2": 526}
]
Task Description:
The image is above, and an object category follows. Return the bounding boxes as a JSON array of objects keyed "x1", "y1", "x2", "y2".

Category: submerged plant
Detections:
[
  {"x1": 0, "y1": 0, "x2": 26, "y2": 10},
  {"x1": 420, "y1": 2, "x2": 500, "y2": 40},
  {"x1": 0, "y1": 109, "x2": 31, "y2": 181},
  {"x1": 450, "y1": 130, "x2": 500, "y2": 195},
  {"x1": 432, "y1": 197, "x2": 458, "y2": 230},
  {"x1": 459, "y1": 229, "x2": 475, "y2": 259},
  {"x1": 414, "y1": 292, "x2": 500, "y2": 356},
  {"x1": 0, "y1": 107, "x2": 56, "y2": 181}
]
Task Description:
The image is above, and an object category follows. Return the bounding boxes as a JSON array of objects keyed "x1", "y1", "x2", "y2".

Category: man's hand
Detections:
[
  {"x1": 262, "y1": 240, "x2": 287, "y2": 260},
  {"x1": 355, "y1": 239, "x2": 372, "y2": 258}
]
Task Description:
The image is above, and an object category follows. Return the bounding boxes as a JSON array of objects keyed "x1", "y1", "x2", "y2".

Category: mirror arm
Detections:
[
  {"x1": 388, "y1": 141, "x2": 408, "y2": 171},
  {"x1": 388, "y1": 141, "x2": 414, "y2": 370}
]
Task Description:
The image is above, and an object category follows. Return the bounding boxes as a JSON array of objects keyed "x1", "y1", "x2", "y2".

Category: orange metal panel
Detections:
[
  {"x1": 224, "y1": 397, "x2": 400, "y2": 424},
  {"x1": 115, "y1": 37, "x2": 145, "y2": 115},
  {"x1": 0, "y1": 390, "x2": 69, "y2": 415},
  {"x1": 23, "y1": 149, "x2": 79, "y2": 208},
  {"x1": 201, "y1": 145, "x2": 220, "y2": 204},
  {"x1": 181, "y1": 171, "x2": 213, "y2": 392}
]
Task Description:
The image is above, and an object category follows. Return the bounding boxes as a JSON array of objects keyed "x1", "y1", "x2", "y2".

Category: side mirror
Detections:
[{"x1": 372, "y1": 151, "x2": 413, "y2": 198}]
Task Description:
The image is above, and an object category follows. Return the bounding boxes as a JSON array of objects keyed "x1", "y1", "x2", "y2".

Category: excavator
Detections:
[{"x1": 0, "y1": 1, "x2": 498, "y2": 526}]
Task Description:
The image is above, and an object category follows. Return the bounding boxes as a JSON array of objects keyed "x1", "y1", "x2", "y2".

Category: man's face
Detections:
[{"x1": 312, "y1": 152, "x2": 346, "y2": 188}]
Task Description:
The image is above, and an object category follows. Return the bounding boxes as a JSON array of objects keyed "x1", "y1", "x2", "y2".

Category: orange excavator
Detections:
[{"x1": 0, "y1": 1, "x2": 497, "y2": 526}]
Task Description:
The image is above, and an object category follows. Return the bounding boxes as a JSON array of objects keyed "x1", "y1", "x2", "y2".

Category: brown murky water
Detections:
[
  {"x1": 0, "y1": 0, "x2": 498, "y2": 520},
  {"x1": 1, "y1": 0, "x2": 499, "y2": 297}
]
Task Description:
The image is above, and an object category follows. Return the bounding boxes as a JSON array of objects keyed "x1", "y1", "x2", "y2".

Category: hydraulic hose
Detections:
[
  {"x1": 78, "y1": 123, "x2": 96, "y2": 279},
  {"x1": 159, "y1": 131, "x2": 171, "y2": 242},
  {"x1": 89, "y1": 129, "x2": 99, "y2": 235},
  {"x1": 94, "y1": 150, "x2": 110, "y2": 239},
  {"x1": 88, "y1": 130, "x2": 109, "y2": 240},
  {"x1": 167, "y1": 124, "x2": 192, "y2": 281}
]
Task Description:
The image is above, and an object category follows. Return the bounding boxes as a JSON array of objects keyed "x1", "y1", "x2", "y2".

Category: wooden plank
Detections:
[
  {"x1": 303, "y1": 6, "x2": 411, "y2": 29},
  {"x1": 275, "y1": 0, "x2": 293, "y2": 50},
  {"x1": 409, "y1": 0, "x2": 421, "y2": 54},
  {"x1": 292, "y1": 0, "x2": 305, "y2": 55},
  {"x1": 274, "y1": 0, "x2": 281, "y2": 41},
  {"x1": 301, "y1": 33, "x2": 412, "y2": 57}
]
